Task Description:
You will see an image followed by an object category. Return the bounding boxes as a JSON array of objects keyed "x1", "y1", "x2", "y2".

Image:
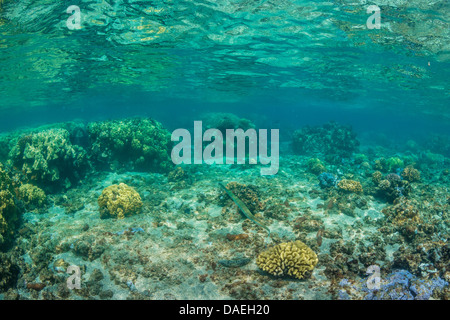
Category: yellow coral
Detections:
[
  {"x1": 168, "y1": 166, "x2": 186, "y2": 182},
  {"x1": 378, "y1": 179, "x2": 391, "y2": 190},
  {"x1": 98, "y1": 183, "x2": 143, "y2": 219},
  {"x1": 18, "y1": 184, "x2": 46, "y2": 209},
  {"x1": 256, "y1": 240, "x2": 318, "y2": 279},
  {"x1": 372, "y1": 171, "x2": 383, "y2": 185},
  {"x1": 382, "y1": 199, "x2": 421, "y2": 226},
  {"x1": 337, "y1": 179, "x2": 363, "y2": 193},
  {"x1": 307, "y1": 158, "x2": 326, "y2": 175},
  {"x1": 0, "y1": 190, "x2": 16, "y2": 244},
  {"x1": 401, "y1": 166, "x2": 421, "y2": 182},
  {"x1": 0, "y1": 164, "x2": 20, "y2": 246}
]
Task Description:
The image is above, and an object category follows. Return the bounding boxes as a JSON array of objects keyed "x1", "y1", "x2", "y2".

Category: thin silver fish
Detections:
[{"x1": 219, "y1": 182, "x2": 271, "y2": 236}]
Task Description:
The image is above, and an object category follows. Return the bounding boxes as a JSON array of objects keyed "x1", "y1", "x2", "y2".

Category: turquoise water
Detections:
[{"x1": 0, "y1": 0, "x2": 449, "y2": 300}]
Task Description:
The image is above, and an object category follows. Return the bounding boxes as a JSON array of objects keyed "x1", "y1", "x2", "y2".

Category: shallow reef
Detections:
[
  {"x1": 202, "y1": 112, "x2": 255, "y2": 135},
  {"x1": 8, "y1": 128, "x2": 89, "y2": 191},
  {"x1": 292, "y1": 122, "x2": 359, "y2": 162},
  {"x1": 0, "y1": 117, "x2": 449, "y2": 300},
  {"x1": 87, "y1": 118, "x2": 173, "y2": 172}
]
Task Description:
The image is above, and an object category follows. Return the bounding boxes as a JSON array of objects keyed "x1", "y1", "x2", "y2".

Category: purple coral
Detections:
[
  {"x1": 318, "y1": 173, "x2": 338, "y2": 189},
  {"x1": 338, "y1": 269, "x2": 448, "y2": 300},
  {"x1": 363, "y1": 270, "x2": 447, "y2": 300}
]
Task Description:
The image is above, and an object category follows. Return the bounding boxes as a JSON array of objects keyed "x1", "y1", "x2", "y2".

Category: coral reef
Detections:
[
  {"x1": 401, "y1": 166, "x2": 421, "y2": 182},
  {"x1": 318, "y1": 172, "x2": 338, "y2": 189},
  {"x1": 219, "y1": 182, "x2": 265, "y2": 216},
  {"x1": 381, "y1": 199, "x2": 424, "y2": 241},
  {"x1": 256, "y1": 240, "x2": 318, "y2": 280},
  {"x1": 98, "y1": 183, "x2": 143, "y2": 219},
  {"x1": 425, "y1": 134, "x2": 450, "y2": 158},
  {"x1": 202, "y1": 112, "x2": 255, "y2": 133},
  {"x1": 373, "y1": 172, "x2": 411, "y2": 202},
  {"x1": 0, "y1": 252, "x2": 19, "y2": 291},
  {"x1": 292, "y1": 122, "x2": 359, "y2": 161},
  {"x1": 372, "y1": 171, "x2": 383, "y2": 185},
  {"x1": 0, "y1": 164, "x2": 21, "y2": 249},
  {"x1": 338, "y1": 270, "x2": 448, "y2": 300},
  {"x1": 374, "y1": 156, "x2": 409, "y2": 173},
  {"x1": 167, "y1": 167, "x2": 187, "y2": 183},
  {"x1": 8, "y1": 128, "x2": 89, "y2": 191},
  {"x1": 0, "y1": 133, "x2": 14, "y2": 163},
  {"x1": 87, "y1": 118, "x2": 173, "y2": 172},
  {"x1": 382, "y1": 199, "x2": 420, "y2": 226},
  {"x1": 18, "y1": 184, "x2": 46, "y2": 210},
  {"x1": 337, "y1": 179, "x2": 363, "y2": 194},
  {"x1": 306, "y1": 158, "x2": 326, "y2": 175},
  {"x1": 0, "y1": 117, "x2": 448, "y2": 301}
]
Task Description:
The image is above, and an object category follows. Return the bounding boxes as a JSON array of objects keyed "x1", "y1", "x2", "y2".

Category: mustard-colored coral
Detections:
[
  {"x1": 256, "y1": 240, "x2": 318, "y2": 279},
  {"x1": 401, "y1": 166, "x2": 421, "y2": 182},
  {"x1": 98, "y1": 183, "x2": 143, "y2": 219},
  {"x1": 18, "y1": 184, "x2": 46, "y2": 209},
  {"x1": 372, "y1": 171, "x2": 383, "y2": 185},
  {"x1": 307, "y1": 158, "x2": 326, "y2": 175},
  {"x1": 0, "y1": 164, "x2": 20, "y2": 247},
  {"x1": 337, "y1": 179, "x2": 363, "y2": 193},
  {"x1": 382, "y1": 199, "x2": 421, "y2": 226}
]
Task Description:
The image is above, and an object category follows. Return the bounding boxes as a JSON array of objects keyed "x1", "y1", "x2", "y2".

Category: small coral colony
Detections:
[{"x1": 0, "y1": 113, "x2": 449, "y2": 300}]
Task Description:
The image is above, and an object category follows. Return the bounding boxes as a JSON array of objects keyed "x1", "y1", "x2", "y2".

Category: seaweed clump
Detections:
[
  {"x1": 0, "y1": 164, "x2": 21, "y2": 249},
  {"x1": 292, "y1": 122, "x2": 359, "y2": 162},
  {"x1": 8, "y1": 128, "x2": 89, "y2": 191},
  {"x1": 98, "y1": 183, "x2": 143, "y2": 219},
  {"x1": 256, "y1": 240, "x2": 318, "y2": 279},
  {"x1": 88, "y1": 118, "x2": 173, "y2": 172}
]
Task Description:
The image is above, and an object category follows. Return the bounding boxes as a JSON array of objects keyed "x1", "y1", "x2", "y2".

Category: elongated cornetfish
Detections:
[{"x1": 219, "y1": 182, "x2": 271, "y2": 236}]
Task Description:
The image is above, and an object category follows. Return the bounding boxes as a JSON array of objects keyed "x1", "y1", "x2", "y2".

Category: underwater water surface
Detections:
[{"x1": 0, "y1": 0, "x2": 449, "y2": 301}]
